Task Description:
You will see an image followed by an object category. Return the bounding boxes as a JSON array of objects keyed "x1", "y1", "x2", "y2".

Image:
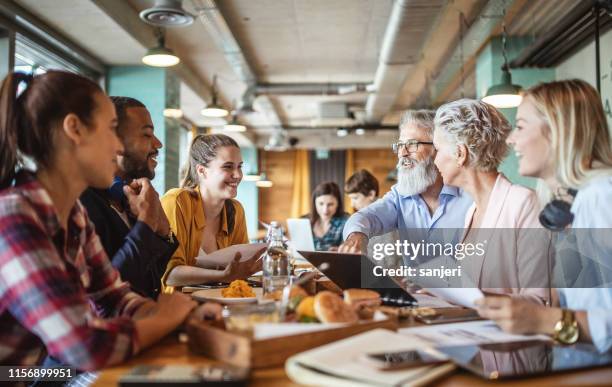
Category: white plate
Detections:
[{"x1": 191, "y1": 287, "x2": 263, "y2": 304}]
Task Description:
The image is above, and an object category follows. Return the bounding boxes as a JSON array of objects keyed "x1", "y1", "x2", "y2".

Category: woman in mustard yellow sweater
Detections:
[{"x1": 161, "y1": 134, "x2": 262, "y2": 292}]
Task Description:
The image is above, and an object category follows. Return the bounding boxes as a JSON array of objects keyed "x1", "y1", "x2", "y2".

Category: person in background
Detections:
[
  {"x1": 339, "y1": 110, "x2": 473, "y2": 256},
  {"x1": 476, "y1": 79, "x2": 612, "y2": 352},
  {"x1": 161, "y1": 134, "x2": 263, "y2": 292},
  {"x1": 432, "y1": 98, "x2": 548, "y2": 303},
  {"x1": 0, "y1": 71, "x2": 197, "y2": 370},
  {"x1": 345, "y1": 169, "x2": 379, "y2": 212},
  {"x1": 309, "y1": 181, "x2": 348, "y2": 251},
  {"x1": 80, "y1": 97, "x2": 177, "y2": 299},
  {"x1": 345, "y1": 169, "x2": 402, "y2": 269}
]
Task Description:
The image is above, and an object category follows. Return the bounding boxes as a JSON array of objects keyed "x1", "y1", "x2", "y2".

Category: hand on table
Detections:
[
  {"x1": 475, "y1": 296, "x2": 561, "y2": 335},
  {"x1": 338, "y1": 232, "x2": 368, "y2": 254},
  {"x1": 190, "y1": 302, "x2": 223, "y2": 321}
]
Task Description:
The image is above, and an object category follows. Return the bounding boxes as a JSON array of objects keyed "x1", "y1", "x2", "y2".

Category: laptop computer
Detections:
[
  {"x1": 298, "y1": 250, "x2": 417, "y2": 306},
  {"x1": 286, "y1": 218, "x2": 316, "y2": 251}
]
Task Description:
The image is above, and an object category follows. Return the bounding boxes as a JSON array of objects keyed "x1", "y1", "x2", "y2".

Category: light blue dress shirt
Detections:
[
  {"x1": 343, "y1": 184, "x2": 473, "y2": 264},
  {"x1": 557, "y1": 175, "x2": 612, "y2": 352}
]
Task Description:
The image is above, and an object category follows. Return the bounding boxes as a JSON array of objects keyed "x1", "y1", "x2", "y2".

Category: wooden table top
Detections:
[{"x1": 94, "y1": 333, "x2": 612, "y2": 386}]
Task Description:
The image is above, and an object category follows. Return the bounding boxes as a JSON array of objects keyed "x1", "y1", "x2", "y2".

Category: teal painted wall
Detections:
[
  {"x1": 476, "y1": 37, "x2": 555, "y2": 189},
  {"x1": 237, "y1": 147, "x2": 259, "y2": 239},
  {"x1": 107, "y1": 66, "x2": 180, "y2": 194}
]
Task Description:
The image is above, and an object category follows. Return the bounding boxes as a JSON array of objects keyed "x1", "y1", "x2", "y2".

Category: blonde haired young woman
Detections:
[
  {"x1": 476, "y1": 79, "x2": 612, "y2": 352},
  {"x1": 161, "y1": 134, "x2": 263, "y2": 292}
]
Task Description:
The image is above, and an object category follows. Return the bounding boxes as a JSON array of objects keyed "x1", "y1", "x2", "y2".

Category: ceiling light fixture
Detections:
[
  {"x1": 355, "y1": 128, "x2": 365, "y2": 136},
  {"x1": 337, "y1": 128, "x2": 349, "y2": 137},
  {"x1": 142, "y1": 29, "x2": 180, "y2": 67},
  {"x1": 201, "y1": 75, "x2": 229, "y2": 118},
  {"x1": 255, "y1": 172, "x2": 273, "y2": 188},
  {"x1": 224, "y1": 102, "x2": 247, "y2": 132},
  {"x1": 482, "y1": 4, "x2": 522, "y2": 108},
  {"x1": 243, "y1": 174, "x2": 262, "y2": 182},
  {"x1": 163, "y1": 108, "x2": 183, "y2": 118}
]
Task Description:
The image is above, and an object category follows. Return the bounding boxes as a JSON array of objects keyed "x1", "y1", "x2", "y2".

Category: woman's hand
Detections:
[
  {"x1": 223, "y1": 249, "x2": 265, "y2": 282},
  {"x1": 475, "y1": 296, "x2": 561, "y2": 335}
]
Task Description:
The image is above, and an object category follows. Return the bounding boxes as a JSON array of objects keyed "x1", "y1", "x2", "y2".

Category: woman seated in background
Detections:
[
  {"x1": 0, "y1": 71, "x2": 197, "y2": 369},
  {"x1": 308, "y1": 181, "x2": 348, "y2": 251},
  {"x1": 476, "y1": 79, "x2": 612, "y2": 351},
  {"x1": 161, "y1": 134, "x2": 263, "y2": 292},
  {"x1": 432, "y1": 98, "x2": 548, "y2": 303}
]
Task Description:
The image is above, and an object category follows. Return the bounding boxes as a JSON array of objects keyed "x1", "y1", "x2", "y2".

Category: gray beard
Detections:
[{"x1": 395, "y1": 156, "x2": 438, "y2": 197}]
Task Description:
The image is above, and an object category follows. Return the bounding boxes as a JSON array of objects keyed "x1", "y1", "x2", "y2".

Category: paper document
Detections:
[
  {"x1": 196, "y1": 243, "x2": 267, "y2": 269},
  {"x1": 286, "y1": 329, "x2": 454, "y2": 387},
  {"x1": 412, "y1": 293, "x2": 460, "y2": 309},
  {"x1": 424, "y1": 288, "x2": 483, "y2": 308},
  {"x1": 399, "y1": 320, "x2": 551, "y2": 347}
]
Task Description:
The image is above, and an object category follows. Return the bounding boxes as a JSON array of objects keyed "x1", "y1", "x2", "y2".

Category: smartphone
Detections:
[
  {"x1": 119, "y1": 364, "x2": 249, "y2": 386},
  {"x1": 361, "y1": 349, "x2": 448, "y2": 370}
]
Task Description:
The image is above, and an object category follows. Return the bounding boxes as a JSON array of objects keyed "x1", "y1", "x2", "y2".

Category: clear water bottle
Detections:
[{"x1": 262, "y1": 221, "x2": 290, "y2": 296}]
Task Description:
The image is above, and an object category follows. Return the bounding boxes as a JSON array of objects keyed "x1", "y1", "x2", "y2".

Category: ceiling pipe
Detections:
[
  {"x1": 255, "y1": 83, "x2": 370, "y2": 96},
  {"x1": 193, "y1": 0, "x2": 282, "y2": 125},
  {"x1": 365, "y1": 0, "x2": 414, "y2": 123}
]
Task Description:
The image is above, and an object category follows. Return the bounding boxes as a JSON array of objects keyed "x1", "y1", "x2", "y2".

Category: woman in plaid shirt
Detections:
[
  {"x1": 0, "y1": 71, "x2": 198, "y2": 370},
  {"x1": 309, "y1": 182, "x2": 349, "y2": 251}
]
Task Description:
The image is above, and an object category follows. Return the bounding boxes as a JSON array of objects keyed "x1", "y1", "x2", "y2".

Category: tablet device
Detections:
[
  {"x1": 286, "y1": 218, "x2": 316, "y2": 251},
  {"x1": 298, "y1": 250, "x2": 417, "y2": 306},
  {"x1": 437, "y1": 340, "x2": 612, "y2": 380}
]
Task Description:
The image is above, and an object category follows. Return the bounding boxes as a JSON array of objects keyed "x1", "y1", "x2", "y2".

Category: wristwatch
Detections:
[{"x1": 553, "y1": 309, "x2": 579, "y2": 344}]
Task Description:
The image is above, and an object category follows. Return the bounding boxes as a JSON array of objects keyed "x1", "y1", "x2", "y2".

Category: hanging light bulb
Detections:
[
  {"x1": 256, "y1": 172, "x2": 273, "y2": 188},
  {"x1": 224, "y1": 102, "x2": 247, "y2": 132},
  {"x1": 482, "y1": 68, "x2": 522, "y2": 108},
  {"x1": 142, "y1": 29, "x2": 180, "y2": 67},
  {"x1": 201, "y1": 75, "x2": 229, "y2": 118},
  {"x1": 482, "y1": 4, "x2": 522, "y2": 109},
  {"x1": 163, "y1": 108, "x2": 183, "y2": 118}
]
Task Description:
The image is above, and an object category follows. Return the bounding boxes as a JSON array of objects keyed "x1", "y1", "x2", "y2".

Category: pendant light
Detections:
[
  {"x1": 482, "y1": 4, "x2": 522, "y2": 108},
  {"x1": 255, "y1": 172, "x2": 273, "y2": 188},
  {"x1": 142, "y1": 29, "x2": 180, "y2": 67},
  {"x1": 201, "y1": 75, "x2": 229, "y2": 118},
  {"x1": 255, "y1": 153, "x2": 273, "y2": 188},
  {"x1": 224, "y1": 101, "x2": 247, "y2": 132}
]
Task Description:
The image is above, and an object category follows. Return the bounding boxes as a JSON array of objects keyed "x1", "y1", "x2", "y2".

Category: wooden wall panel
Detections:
[
  {"x1": 257, "y1": 149, "x2": 398, "y2": 226},
  {"x1": 352, "y1": 149, "x2": 398, "y2": 196},
  {"x1": 258, "y1": 150, "x2": 296, "y2": 225}
]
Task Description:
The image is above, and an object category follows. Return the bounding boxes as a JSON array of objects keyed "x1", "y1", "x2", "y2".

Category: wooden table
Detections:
[{"x1": 95, "y1": 333, "x2": 612, "y2": 386}]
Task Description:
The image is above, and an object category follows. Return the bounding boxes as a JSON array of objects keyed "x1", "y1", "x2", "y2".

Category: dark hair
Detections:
[
  {"x1": 0, "y1": 71, "x2": 103, "y2": 189},
  {"x1": 181, "y1": 133, "x2": 240, "y2": 189},
  {"x1": 109, "y1": 96, "x2": 145, "y2": 138},
  {"x1": 309, "y1": 181, "x2": 344, "y2": 226},
  {"x1": 345, "y1": 169, "x2": 379, "y2": 197}
]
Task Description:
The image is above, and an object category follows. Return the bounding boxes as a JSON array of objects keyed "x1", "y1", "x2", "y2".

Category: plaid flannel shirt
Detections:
[
  {"x1": 313, "y1": 215, "x2": 348, "y2": 251},
  {"x1": 0, "y1": 171, "x2": 147, "y2": 370}
]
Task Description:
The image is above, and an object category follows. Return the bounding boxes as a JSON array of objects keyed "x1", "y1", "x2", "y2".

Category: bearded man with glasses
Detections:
[{"x1": 339, "y1": 110, "x2": 473, "y2": 264}]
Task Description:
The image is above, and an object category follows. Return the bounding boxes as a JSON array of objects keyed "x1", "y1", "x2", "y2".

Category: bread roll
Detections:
[
  {"x1": 314, "y1": 291, "x2": 358, "y2": 323},
  {"x1": 343, "y1": 289, "x2": 381, "y2": 320}
]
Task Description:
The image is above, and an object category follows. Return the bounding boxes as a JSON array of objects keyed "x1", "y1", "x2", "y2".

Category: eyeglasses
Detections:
[{"x1": 392, "y1": 140, "x2": 434, "y2": 154}]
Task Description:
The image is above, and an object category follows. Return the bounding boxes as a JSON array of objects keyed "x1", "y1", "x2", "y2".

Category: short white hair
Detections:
[
  {"x1": 399, "y1": 109, "x2": 436, "y2": 138},
  {"x1": 434, "y1": 99, "x2": 511, "y2": 172}
]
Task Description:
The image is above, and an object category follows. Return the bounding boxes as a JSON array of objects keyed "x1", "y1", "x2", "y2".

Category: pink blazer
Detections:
[{"x1": 460, "y1": 174, "x2": 551, "y2": 304}]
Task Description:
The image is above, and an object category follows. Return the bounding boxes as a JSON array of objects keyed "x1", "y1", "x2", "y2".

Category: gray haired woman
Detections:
[{"x1": 432, "y1": 99, "x2": 549, "y2": 304}]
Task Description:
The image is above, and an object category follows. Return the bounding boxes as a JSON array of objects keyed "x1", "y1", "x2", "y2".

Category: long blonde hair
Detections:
[
  {"x1": 181, "y1": 133, "x2": 239, "y2": 189},
  {"x1": 524, "y1": 79, "x2": 612, "y2": 192}
]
